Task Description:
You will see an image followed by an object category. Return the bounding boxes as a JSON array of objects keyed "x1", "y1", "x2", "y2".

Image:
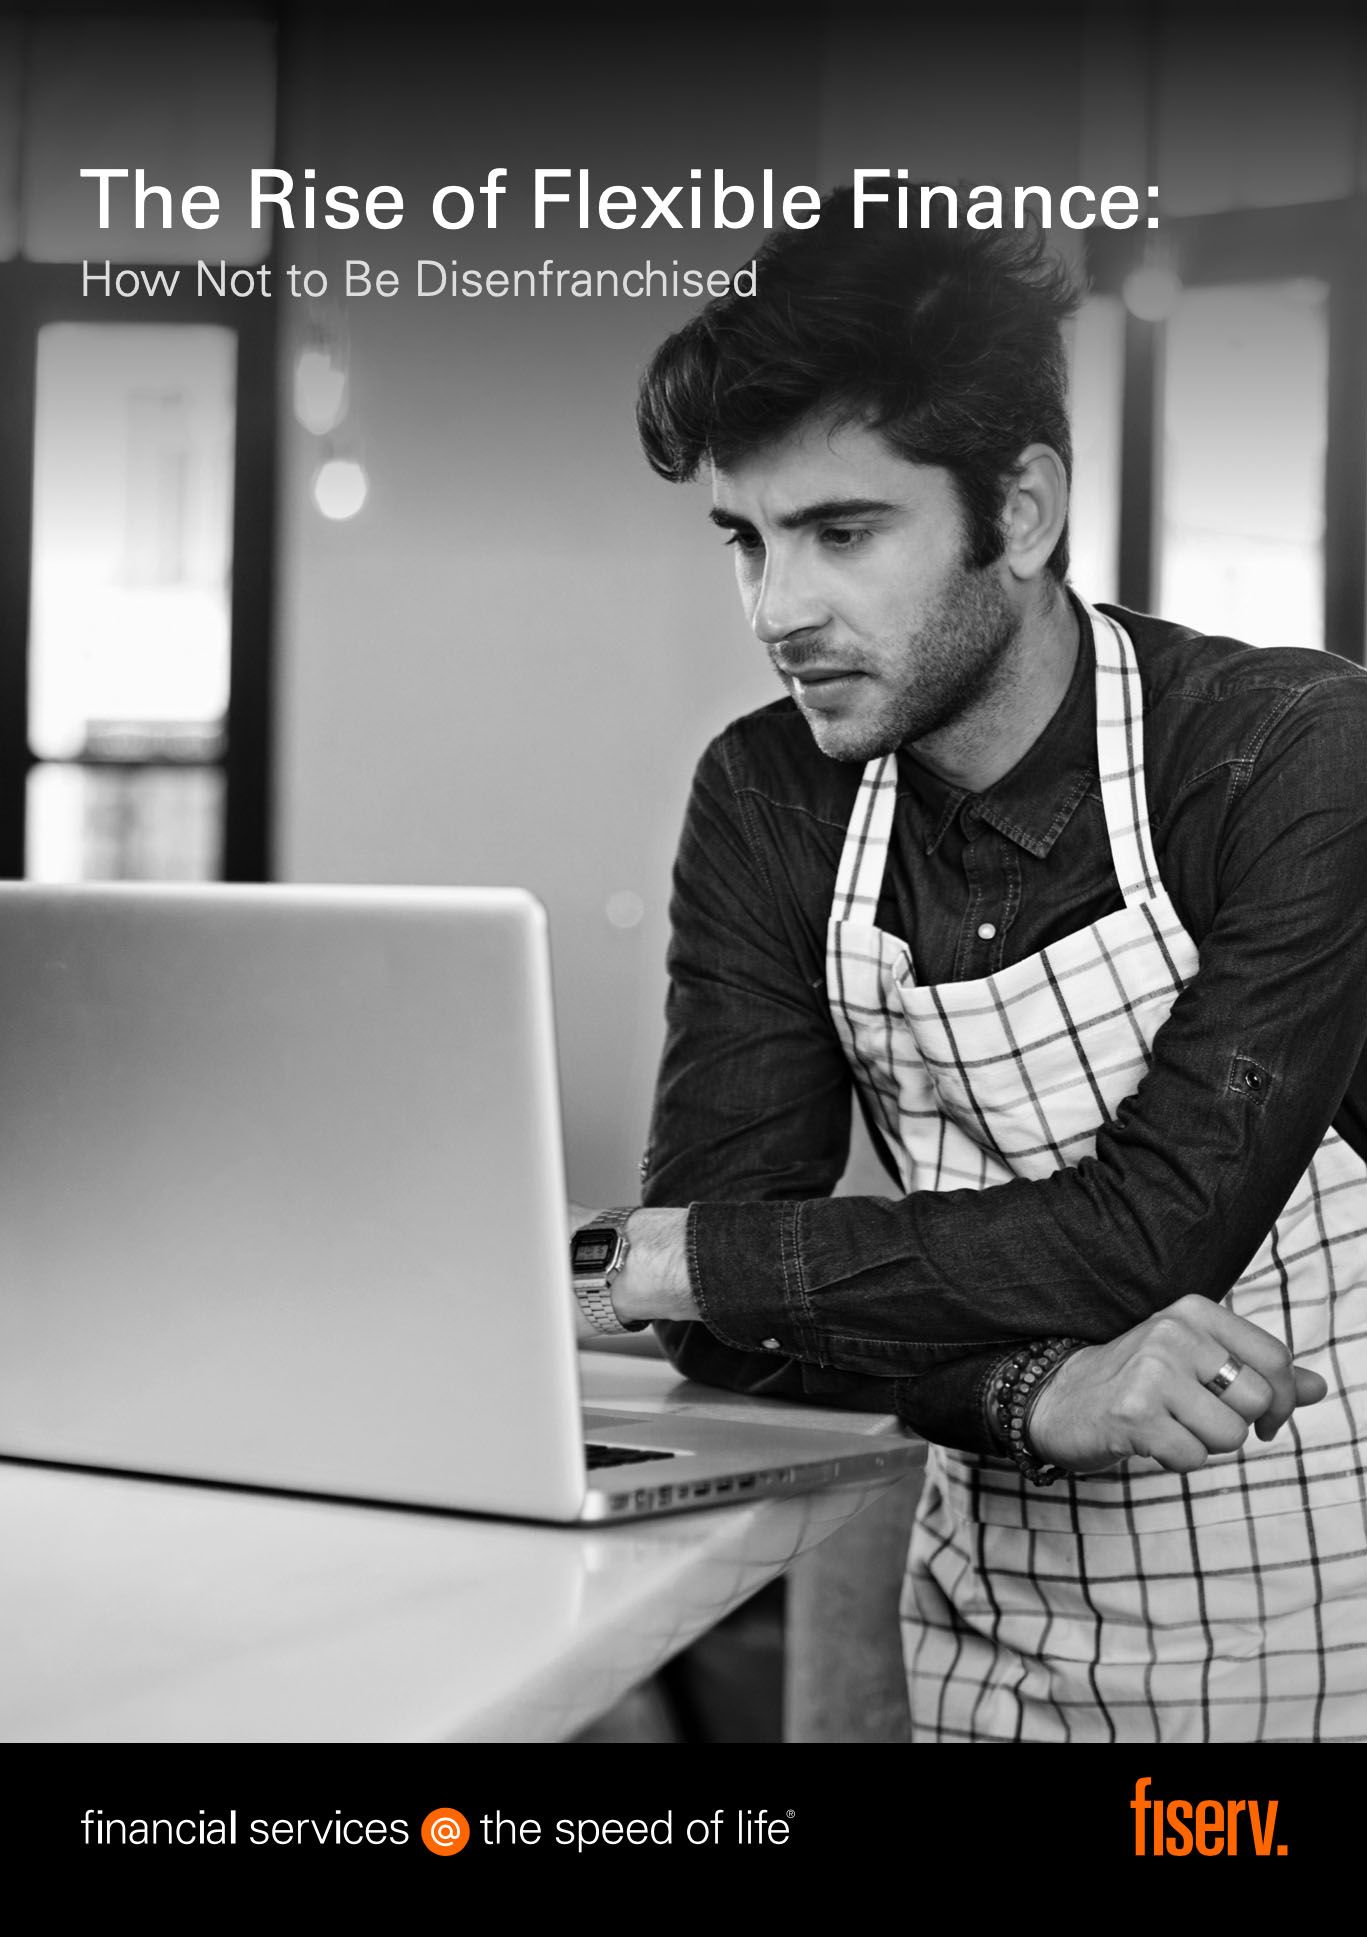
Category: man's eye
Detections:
[
  {"x1": 724, "y1": 531, "x2": 764, "y2": 554},
  {"x1": 821, "y1": 526, "x2": 870, "y2": 548}
]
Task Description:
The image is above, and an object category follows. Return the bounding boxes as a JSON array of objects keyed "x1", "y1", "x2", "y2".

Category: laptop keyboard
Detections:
[{"x1": 584, "y1": 1441, "x2": 672, "y2": 1470}]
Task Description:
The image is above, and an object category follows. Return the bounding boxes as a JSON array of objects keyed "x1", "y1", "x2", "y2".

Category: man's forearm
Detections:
[
  {"x1": 611, "y1": 1204, "x2": 1009, "y2": 1446},
  {"x1": 614, "y1": 1202, "x2": 1010, "y2": 1369}
]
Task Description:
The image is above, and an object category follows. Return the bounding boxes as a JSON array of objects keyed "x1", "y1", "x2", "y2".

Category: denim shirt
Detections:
[{"x1": 641, "y1": 602, "x2": 1367, "y2": 1454}]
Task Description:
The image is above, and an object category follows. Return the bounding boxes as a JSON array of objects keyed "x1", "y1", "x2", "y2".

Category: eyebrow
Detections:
[{"x1": 708, "y1": 497, "x2": 900, "y2": 532}]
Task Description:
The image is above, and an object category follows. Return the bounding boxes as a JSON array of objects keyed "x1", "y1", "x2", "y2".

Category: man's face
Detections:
[{"x1": 710, "y1": 416, "x2": 1021, "y2": 764}]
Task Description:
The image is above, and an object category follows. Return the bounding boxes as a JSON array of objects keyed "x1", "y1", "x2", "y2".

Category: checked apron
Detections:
[{"x1": 825, "y1": 603, "x2": 1367, "y2": 1742}]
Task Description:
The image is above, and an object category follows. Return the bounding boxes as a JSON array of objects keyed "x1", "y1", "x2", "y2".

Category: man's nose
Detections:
[{"x1": 749, "y1": 549, "x2": 826, "y2": 645}]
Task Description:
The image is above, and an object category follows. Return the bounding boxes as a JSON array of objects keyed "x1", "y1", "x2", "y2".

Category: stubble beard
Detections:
[{"x1": 795, "y1": 561, "x2": 1023, "y2": 764}]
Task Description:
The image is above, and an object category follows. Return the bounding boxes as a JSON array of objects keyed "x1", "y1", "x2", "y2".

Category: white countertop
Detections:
[{"x1": 1, "y1": 1352, "x2": 919, "y2": 1742}]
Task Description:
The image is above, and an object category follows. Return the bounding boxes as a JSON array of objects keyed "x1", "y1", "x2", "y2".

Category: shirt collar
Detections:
[{"x1": 901, "y1": 596, "x2": 1098, "y2": 860}]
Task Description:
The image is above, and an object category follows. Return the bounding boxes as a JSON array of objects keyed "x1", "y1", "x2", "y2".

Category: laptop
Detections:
[{"x1": 0, "y1": 883, "x2": 915, "y2": 1521}]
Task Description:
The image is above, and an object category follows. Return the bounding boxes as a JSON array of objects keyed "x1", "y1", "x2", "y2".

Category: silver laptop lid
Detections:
[{"x1": 0, "y1": 883, "x2": 588, "y2": 1517}]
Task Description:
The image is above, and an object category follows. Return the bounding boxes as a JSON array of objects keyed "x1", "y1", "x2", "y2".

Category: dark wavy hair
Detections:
[{"x1": 637, "y1": 185, "x2": 1082, "y2": 579}]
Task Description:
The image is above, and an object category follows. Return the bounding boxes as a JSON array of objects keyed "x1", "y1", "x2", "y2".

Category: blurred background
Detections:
[{"x1": 1, "y1": 0, "x2": 1363, "y2": 1210}]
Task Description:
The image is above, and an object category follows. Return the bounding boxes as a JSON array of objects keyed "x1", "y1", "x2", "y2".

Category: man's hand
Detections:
[{"x1": 1029, "y1": 1294, "x2": 1329, "y2": 1474}]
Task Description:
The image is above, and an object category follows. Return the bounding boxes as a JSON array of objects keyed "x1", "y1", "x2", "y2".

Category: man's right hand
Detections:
[{"x1": 1028, "y1": 1293, "x2": 1328, "y2": 1474}]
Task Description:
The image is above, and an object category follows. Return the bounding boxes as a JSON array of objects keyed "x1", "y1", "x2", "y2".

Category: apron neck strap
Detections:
[
  {"x1": 832, "y1": 753, "x2": 897, "y2": 922},
  {"x1": 1085, "y1": 601, "x2": 1163, "y2": 906}
]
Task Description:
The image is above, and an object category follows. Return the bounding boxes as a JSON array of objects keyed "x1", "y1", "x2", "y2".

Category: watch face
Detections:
[{"x1": 571, "y1": 1228, "x2": 617, "y2": 1272}]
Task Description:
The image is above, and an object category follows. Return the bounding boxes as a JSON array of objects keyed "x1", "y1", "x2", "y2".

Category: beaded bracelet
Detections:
[{"x1": 990, "y1": 1337, "x2": 1086, "y2": 1486}]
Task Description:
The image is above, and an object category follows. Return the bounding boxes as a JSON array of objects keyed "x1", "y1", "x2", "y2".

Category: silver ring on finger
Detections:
[{"x1": 1204, "y1": 1354, "x2": 1244, "y2": 1396}]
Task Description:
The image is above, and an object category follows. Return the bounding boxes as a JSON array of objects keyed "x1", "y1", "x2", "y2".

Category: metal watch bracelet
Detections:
[{"x1": 570, "y1": 1207, "x2": 647, "y2": 1335}]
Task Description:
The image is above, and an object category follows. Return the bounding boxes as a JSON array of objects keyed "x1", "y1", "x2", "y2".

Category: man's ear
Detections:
[{"x1": 1000, "y1": 444, "x2": 1068, "y2": 582}]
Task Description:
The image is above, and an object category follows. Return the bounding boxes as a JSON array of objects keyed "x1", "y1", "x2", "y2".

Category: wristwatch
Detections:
[{"x1": 570, "y1": 1208, "x2": 647, "y2": 1335}]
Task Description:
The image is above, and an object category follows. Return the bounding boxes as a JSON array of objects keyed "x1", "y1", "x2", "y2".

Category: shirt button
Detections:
[
  {"x1": 977, "y1": 922, "x2": 997, "y2": 941},
  {"x1": 760, "y1": 1337, "x2": 782, "y2": 1351}
]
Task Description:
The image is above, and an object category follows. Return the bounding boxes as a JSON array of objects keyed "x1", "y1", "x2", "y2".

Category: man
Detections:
[{"x1": 568, "y1": 190, "x2": 1367, "y2": 1742}]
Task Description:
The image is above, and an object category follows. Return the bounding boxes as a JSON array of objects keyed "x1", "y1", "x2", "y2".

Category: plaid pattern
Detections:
[{"x1": 825, "y1": 602, "x2": 1367, "y2": 1742}]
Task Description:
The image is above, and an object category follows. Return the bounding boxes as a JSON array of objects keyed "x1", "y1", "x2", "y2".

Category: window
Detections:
[
  {"x1": 1159, "y1": 280, "x2": 1328, "y2": 650},
  {"x1": 1089, "y1": 200, "x2": 1367, "y2": 664},
  {"x1": 26, "y1": 324, "x2": 237, "y2": 879}
]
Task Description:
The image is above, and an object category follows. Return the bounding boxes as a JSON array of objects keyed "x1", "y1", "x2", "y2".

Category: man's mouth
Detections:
[
  {"x1": 783, "y1": 666, "x2": 866, "y2": 704},
  {"x1": 776, "y1": 658, "x2": 864, "y2": 683}
]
